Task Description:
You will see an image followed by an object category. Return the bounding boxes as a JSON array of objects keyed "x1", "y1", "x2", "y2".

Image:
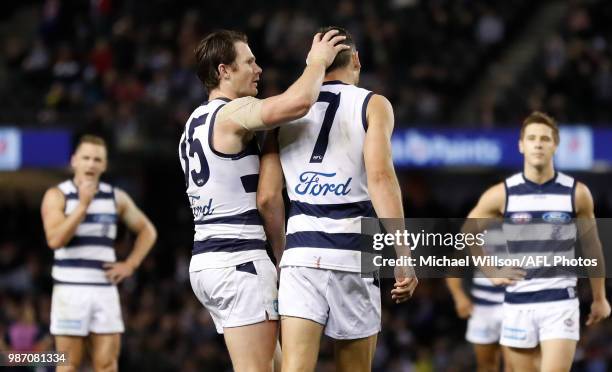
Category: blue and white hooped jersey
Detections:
[
  {"x1": 472, "y1": 228, "x2": 506, "y2": 306},
  {"x1": 278, "y1": 81, "x2": 375, "y2": 272},
  {"x1": 179, "y1": 98, "x2": 268, "y2": 271},
  {"x1": 52, "y1": 180, "x2": 118, "y2": 285},
  {"x1": 502, "y1": 171, "x2": 577, "y2": 303}
]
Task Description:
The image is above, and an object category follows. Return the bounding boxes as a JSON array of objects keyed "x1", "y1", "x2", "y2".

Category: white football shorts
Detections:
[
  {"x1": 190, "y1": 259, "x2": 279, "y2": 334},
  {"x1": 279, "y1": 266, "x2": 381, "y2": 340}
]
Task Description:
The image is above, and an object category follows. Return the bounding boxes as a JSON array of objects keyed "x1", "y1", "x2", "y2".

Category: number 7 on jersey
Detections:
[{"x1": 310, "y1": 92, "x2": 341, "y2": 163}]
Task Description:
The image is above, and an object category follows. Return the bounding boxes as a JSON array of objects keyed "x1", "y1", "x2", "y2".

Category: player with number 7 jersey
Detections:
[{"x1": 258, "y1": 26, "x2": 418, "y2": 372}]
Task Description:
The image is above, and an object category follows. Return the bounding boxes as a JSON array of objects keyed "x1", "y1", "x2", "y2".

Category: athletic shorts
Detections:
[
  {"x1": 279, "y1": 266, "x2": 381, "y2": 340},
  {"x1": 190, "y1": 259, "x2": 279, "y2": 334},
  {"x1": 466, "y1": 304, "x2": 503, "y2": 344},
  {"x1": 50, "y1": 284, "x2": 124, "y2": 336},
  {"x1": 499, "y1": 298, "x2": 579, "y2": 348}
]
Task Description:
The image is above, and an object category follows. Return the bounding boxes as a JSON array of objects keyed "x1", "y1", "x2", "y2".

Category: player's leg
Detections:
[
  {"x1": 466, "y1": 304, "x2": 504, "y2": 372},
  {"x1": 51, "y1": 285, "x2": 93, "y2": 371},
  {"x1": 280, "y1": 316, "x2": 324, "y2": 372},
  {"x1": 539, "y1": 339, "x2": 576, "y2": 372},
  {"x1": 473, "y1": 343, "x2": 501, "y2": 372},
  {"x1": 334, "y1": 334, "x2": 377, "y2": 372},
  {"x1": 499, "y1": 303, "x2": 540, "y2": 371},
  {"x1": 327, "y1": 271, "x2": 381, "y2": 372},
  {"x1": 89, "y1": 333, "x2": 120, "y2": 372},
  {"x1": 88, "y1": 285, "x2": 124, "y2": 372},
  {"x1": 273, "y1": 340, "x2": 282, "y2": 372},
  {"x1": 537, "y1": 299, "x2": 579, "y2": 372},
  {"x1": 503, "y1": 346, "x2": 539, "y2": 372},
  {"x1": 278, "y1": 266, "x2": 331, "y2": 372},
  {"x1": 55, "y1": 336, "x2": 86, "y2": 372},
  {"x1": 224, "y1": 320, "x2": 279, "y2": 372},
  {"x1": 191, "y1": 260, "x2": 280, "y2": 372},
  {"x1": 501, "y1": 346, "x2": 515, "y2": 372}
]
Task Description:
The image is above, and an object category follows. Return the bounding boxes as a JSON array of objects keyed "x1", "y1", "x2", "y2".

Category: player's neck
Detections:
[
  {"x1": 324, "y1": 70, "x2": 356, "y2": 85},
  {"x1": 523, "y1": 164, "x2": 555, "y2": 185},
  {"x1": 209, "y1": 87, "x2": 238, "y2": 101},
  {"x1": 73, "y1": 176, "x2": 99, "y2": 187}
]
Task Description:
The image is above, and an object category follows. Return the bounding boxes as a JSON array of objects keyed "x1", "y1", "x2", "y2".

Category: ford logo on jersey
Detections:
[
  {"x1": 542, "y1": 212, "x2": 571, "y2": 224},
  {"x1": 295, "y1": 171, "x2": 352, "y2": 196},
  {"x1": 191, "y1": 197, "x2": 215, "y2": 218}
]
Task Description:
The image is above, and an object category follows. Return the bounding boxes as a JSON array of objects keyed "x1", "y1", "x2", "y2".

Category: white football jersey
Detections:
[
  {"x1": 179, "y1": 98, "x2": 268, "y2": 271},
  {"x1": 503, "y1": 172, "x2": 577, "y2": 300},
  {"x1": 52, "y1": 180, "x2": 118, "y2": 285},
  {"x1": 278, "y1": 81, "x2": 375, "y2": 272}
]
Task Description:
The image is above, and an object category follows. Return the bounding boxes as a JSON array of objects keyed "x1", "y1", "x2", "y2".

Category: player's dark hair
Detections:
[
  {"x1": 520, "y1": 111, "x2": 560, "y2": 144},
  {"x1": 194, "y1": 30, "x2": 248, "y2": 91},
  {"x1": 75, "y1": 134, "x2": 106, "y2": 151},
  {"x1": 318, "y1": 26, "x2": 355, "y2": 73}
]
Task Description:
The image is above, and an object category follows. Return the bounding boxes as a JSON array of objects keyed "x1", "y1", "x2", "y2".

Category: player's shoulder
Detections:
[
  {"x1": 56, "y1": 179, "x2": 75, "y2": 194},
  {"x1": 98, "y1": 181, "x2": 114, "y2": 193},
  {"x1": 555, "y1": 171, "x2": 575, "y2": 187},
  {"x1": 504, "y1": 172, "x2": 524, "y2": 188},
  {"x1": 482, "y1": 182, "x2": 506, "y2": 199},
  {"x1": 185, "y1": 98, "x2": 229, "y2": 125},
  {"x1": 478, "y1": 182, "x2": 506, "y2": 209}
]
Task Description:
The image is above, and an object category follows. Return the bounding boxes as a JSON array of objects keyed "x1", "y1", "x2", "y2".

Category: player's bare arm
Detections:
[
  {"x1": 446, "y1": 277, "x2": 473, "y2": 319},
  {"x1": 41, "y1": 181, "x2": 96, "y2": 249},
  {"x1": 466, "y1": 183, "x2": 505, "y2": 219},
  {"x1": 364, "y1": 94, "x2": 417, "y2": 303},
  {"x1": 445, "y1": 184, "x2": 506, "y2": 313},
  {"x1": 574, "y1": 182, "x2": 611, "y2": 325},
  {"x1": 257, "y1": 131, "x2": 286, "y2": 266},
  {"x1": 103, "y1": 188, "x2": 157, "y2": 284},
  {"x1": 464, "y1": 183, "x2": 524, "y2": 285},
  {"x1": 212, "y1": 30, "x2": 350, "y2": 154}
]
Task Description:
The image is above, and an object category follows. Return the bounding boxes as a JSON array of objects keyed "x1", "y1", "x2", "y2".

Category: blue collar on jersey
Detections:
[
  {"x1": 521, "y1": 171, "x2": 558, "y2": 188},
  {"x1": 322, "y1": 80, "x2": 349, "y2": 85}
]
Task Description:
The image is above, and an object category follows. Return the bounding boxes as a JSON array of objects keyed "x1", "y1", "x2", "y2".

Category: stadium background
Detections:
[{"x1": 1, "y1": 0, "x2": 611, "y2": 370}]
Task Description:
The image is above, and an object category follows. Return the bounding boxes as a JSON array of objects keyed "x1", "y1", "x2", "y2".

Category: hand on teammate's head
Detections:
[{"x1": 306, "y1": 29, "x2": 351, "y2": 68}]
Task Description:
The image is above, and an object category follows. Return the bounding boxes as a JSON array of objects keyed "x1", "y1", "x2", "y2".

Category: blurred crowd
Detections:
[
  {"x1": 1, "y1": 0, "x2": 533, "y2": 153},
  {"x1": 489, "y1": 0, "x2": 612, "y2": 124}
]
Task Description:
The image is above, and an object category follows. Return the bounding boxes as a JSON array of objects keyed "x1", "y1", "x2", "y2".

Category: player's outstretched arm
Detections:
[
  {"x1": 574, "y1": 182, "x2": 611, "y2": 325},
  {"x1": 364, "y1": 94, "x2": 417, "y2": 303},
  {"x1": 215, "y1": 30, "x2": 350, "y2": 134},
  {"x1": 257, "y1": 131, "x2": 286, "y2": 265},
  {"x1": 103, "y1": 188, "x2": 157, "y2": 284},
  {"x1": 41, "y1": 184, "x2": 93, "y2": 249}
]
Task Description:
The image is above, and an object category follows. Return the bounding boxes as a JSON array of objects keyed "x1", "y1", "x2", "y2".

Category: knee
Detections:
[
  {"x1": 476, "y1": 357, "x2": 499, "y2": 372},
  {"x1": 93, "y1": 354, "x2": 118, "y2": 372},
  {"x1": 57, "y1": 366, "x2": 79, "y2": 372}
]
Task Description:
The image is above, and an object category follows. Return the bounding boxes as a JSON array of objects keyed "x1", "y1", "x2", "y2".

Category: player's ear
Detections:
[
  {"x1": 518, "y1": 140, "x2": 524, "y2": 154},
  {"x1": 353, "y1": 50, "x2": 361, "y2": 70},
  {"x1": 218, "y1": 64, "x2": 230, "y2": 80}
]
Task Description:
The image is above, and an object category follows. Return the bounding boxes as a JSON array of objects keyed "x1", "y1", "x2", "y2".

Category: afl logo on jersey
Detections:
[
  {"x1": 510, "y1": 212, "x2": 532, "y2": 224},
  {"x1": 542, "y1": 212, "x2": 571, "y2": 224}
]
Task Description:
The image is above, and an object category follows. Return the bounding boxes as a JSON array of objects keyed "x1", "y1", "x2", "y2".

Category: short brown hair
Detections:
[
  {"x1": 318, "y1": 26, "x2": 355, "y2": 73},
  {"x1": 75, "y1": 134, "x2": 106, "y2": 151},
  {"x1": 194, "y1": 30, "x2": 248, "y2": 91},
  {"x1": 520, "y1": 111, "x2": 560, "y2": 144}
]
